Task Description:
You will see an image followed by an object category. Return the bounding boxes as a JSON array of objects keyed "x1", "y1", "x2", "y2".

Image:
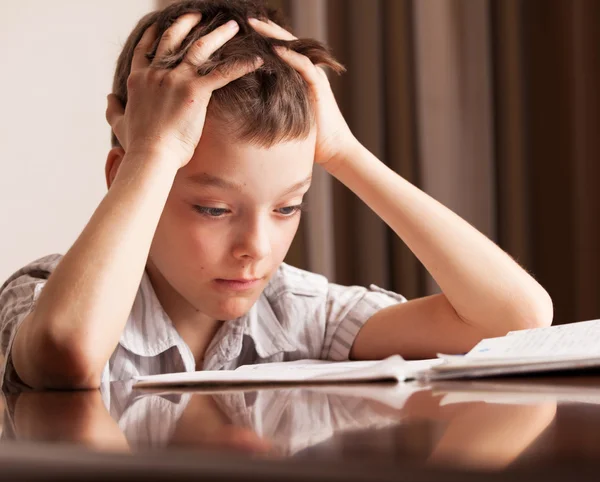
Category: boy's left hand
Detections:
[{"x1": 248, "y1": 18, "x2": 358, "y2": 173}]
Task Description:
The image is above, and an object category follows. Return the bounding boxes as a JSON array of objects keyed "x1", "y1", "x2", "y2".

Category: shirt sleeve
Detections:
[
  {"x1": 0, "y1": 276, "x2": 46, "y2": 391},
  {"x1": 0, "y1": 255, "x2": 61, "y2": 392},
  {"x1": 321, "y1": 283, "x2": 406, "y2": 361}
]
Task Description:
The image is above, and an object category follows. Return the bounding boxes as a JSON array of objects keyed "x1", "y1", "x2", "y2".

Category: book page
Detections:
[
  {"x1": 235, "y1": 359, "x2": 380, "y2": 372},
  {"x1": 466, "y1": 319, "x2": 600, "y2": 359},
  {"x1": 236, "y1": 358, "x2": 443, "y2": 375},
  {"x1": 133, "y1": 356, "x2": 421, "y2": 388}
]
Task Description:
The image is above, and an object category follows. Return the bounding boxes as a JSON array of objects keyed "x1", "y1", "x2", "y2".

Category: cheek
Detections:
[
  {"x1": 187, "y1": 223, "x2": 230, "y2": 258},
  {"x1": 272, "y1": 218, "x2": 301, "y2": 260},
  {"x1": 153, "y1": 203, "x2": 223, "y2": 261}
]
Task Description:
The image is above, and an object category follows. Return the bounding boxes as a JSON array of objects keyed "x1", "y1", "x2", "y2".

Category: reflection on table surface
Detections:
[{"x1": 6, "y1": 375, "x2": 600, "y2": 474}]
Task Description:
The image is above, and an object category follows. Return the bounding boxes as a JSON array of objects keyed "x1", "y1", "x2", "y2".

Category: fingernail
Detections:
[
  {"x1": 248, "y1": 18, "x2": 258, "y2": 24},
  {"x1": 226, "y1": 20, "x2": 239, "y2": 30}
]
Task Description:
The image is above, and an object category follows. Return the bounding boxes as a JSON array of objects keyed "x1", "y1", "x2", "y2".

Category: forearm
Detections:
[
  {"x1": 19, "y1": 150, "x2": 178, "y2": 386},
  {"x1": 331, "y1": 143, "x2": 553, "y2": 335}
]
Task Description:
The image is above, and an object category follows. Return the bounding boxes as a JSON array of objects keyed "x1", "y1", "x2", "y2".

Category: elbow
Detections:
[
  {"x1": 33, "y1": 325, "x2": 104, "y2": 390},
  {"x1": 512, "y1": 286, "x2": 554, "y2": 331},
  {"x1": 536, "y1": 288, "x2": 554, "y2": 328}
]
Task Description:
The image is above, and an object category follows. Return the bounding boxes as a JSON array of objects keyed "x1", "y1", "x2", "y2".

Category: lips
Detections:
[
  {"x1": 220, "y1": 278, "x2": 260, "y2": 283},
  {"x1": 213, "y1": 278, "x2": 263, "y2": 292}
]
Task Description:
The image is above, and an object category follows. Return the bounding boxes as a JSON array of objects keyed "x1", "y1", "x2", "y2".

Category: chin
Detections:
[{"x1": 212, "y1": 296, "x2": 257, "y2": 320}]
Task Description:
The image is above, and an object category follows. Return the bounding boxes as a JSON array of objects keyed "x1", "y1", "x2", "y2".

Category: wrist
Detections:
[
  {"x1": 125, "y1": 139, "x2": 193, "y2": 170},
  {"x1": 320, "y1": 136, "x2": 363, "y2": 176},
  {"x1": 123, "y1": 144, "x2": 187, "y2": 171},
  {"x1": 114, "y1": 149, "x2": 180, "y2": 188}
]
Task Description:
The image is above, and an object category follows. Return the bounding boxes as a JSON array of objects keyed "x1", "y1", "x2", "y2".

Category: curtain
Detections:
[
  {"x1": 305, "y1": 0, "x2": 496, "y2": 302},
  {"x1": 493, "y1": 0, "x2": 600, "y2": 324},
  {"x1": 291, "y1": 0, "x2": 600, "y2": 325}
]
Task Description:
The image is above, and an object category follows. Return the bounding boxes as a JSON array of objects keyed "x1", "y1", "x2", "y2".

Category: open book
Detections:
[
  {"x1": 421, "y1": 318, "x2": 600, "y2": 381},
  {"x1": 133, "y1": 319, "x2": 600, "y2": 388},
  {"x1": 133, "y1": 357, "x2": 443, "y2": 388}
]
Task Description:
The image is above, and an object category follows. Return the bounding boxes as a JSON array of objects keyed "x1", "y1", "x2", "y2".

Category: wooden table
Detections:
[{"x1": 2, "y1": 375, "x2": 600, "y2": 481}]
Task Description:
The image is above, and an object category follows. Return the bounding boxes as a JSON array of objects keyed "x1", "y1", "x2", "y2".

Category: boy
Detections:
[{"x1": 0, "y1": 0, "x2": 552, "y2": 391}]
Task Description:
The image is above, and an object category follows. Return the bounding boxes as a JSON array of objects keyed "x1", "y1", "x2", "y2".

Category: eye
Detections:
[
  {"x1": 193, "y1": 206, "x2": 230, "y2": 218},
  {"x1": 276, "y1": 204, "x2": 305, "y2": 216}
]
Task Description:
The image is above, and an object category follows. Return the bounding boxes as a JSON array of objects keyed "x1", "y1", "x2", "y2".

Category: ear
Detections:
[{"x1": 105, "y1": 147, "x2": 126, "y2": 189}]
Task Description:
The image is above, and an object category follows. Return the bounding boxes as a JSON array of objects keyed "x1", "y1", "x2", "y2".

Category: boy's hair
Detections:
[{"x1": 111, "y1": 0, "x2": 344, "y2": 148}]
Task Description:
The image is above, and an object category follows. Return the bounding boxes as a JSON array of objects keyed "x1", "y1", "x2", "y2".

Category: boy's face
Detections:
[{"x1": 146, "y1": 119, "x2": 316, "y2": 322}]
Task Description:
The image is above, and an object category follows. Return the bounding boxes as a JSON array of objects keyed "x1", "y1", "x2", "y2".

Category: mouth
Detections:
[{"x1": 213, "y1": 278, "x2": 263, "y2": 292}]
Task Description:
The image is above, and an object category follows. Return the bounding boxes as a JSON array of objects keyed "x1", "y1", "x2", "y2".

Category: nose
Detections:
[{"x1": 232, "y1": 214, "x2": 272, "y2": 261}]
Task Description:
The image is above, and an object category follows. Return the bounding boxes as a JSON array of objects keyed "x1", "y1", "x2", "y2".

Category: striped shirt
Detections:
[{"x1": 0, "y1": 254, "x2": 405, "y2": 391}]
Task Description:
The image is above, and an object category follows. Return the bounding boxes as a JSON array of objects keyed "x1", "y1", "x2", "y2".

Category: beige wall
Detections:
[{"x1": 0, "y1": 0, "x2": 155, "y2": 282}]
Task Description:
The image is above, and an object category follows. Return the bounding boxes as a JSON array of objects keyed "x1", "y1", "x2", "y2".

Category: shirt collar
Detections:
[
  {"x1": 204, "y1": 290, "x2": 297, "y2": 370},
  {"x1": 120, "y1": 272, "x2": 297, "y2": 364},
  {"x1": 248, "y1": 294, "x2": 297, "y2": 357}
]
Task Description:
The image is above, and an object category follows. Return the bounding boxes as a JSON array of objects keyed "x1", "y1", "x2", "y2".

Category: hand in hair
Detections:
[
  {"x1": 249, "y1": 18, "x2": 358, "y2": 174},
  {"x1": 106, "y1": 13, "x2": 262, "y2": 169}
]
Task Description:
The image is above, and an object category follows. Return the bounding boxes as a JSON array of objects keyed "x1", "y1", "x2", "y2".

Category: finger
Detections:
[
  {"x1": 105, "y1": 94, "x2": 125, "y2": 128},
  {"x1": 274, "y1": 47, "x2": 321, "y2": 88},
  {"x1": 155, "y1": 12, "x2": 202, "y2": 59},
  {"x1": 131, "y1": 24, "x2": 158, "y2": 71},
  {"x1": 202, "y1": 57, "x2": 264, "y2": 91},
  {"x1": 181, "y1": 19, "x2": 240, "y2": 68},
  {"x1": 248, "y1": 18, "x2": 296, "y2": 41}
]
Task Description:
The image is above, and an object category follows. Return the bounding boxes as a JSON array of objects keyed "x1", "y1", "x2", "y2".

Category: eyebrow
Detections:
[{"x1": 186, "y1": 173, "x2": 312, "y2": 197}]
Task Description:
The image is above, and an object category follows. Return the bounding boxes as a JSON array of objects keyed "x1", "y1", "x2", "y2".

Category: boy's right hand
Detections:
[{"x1": 106, "y1": 13, "x2": 260, "y2": 169}]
